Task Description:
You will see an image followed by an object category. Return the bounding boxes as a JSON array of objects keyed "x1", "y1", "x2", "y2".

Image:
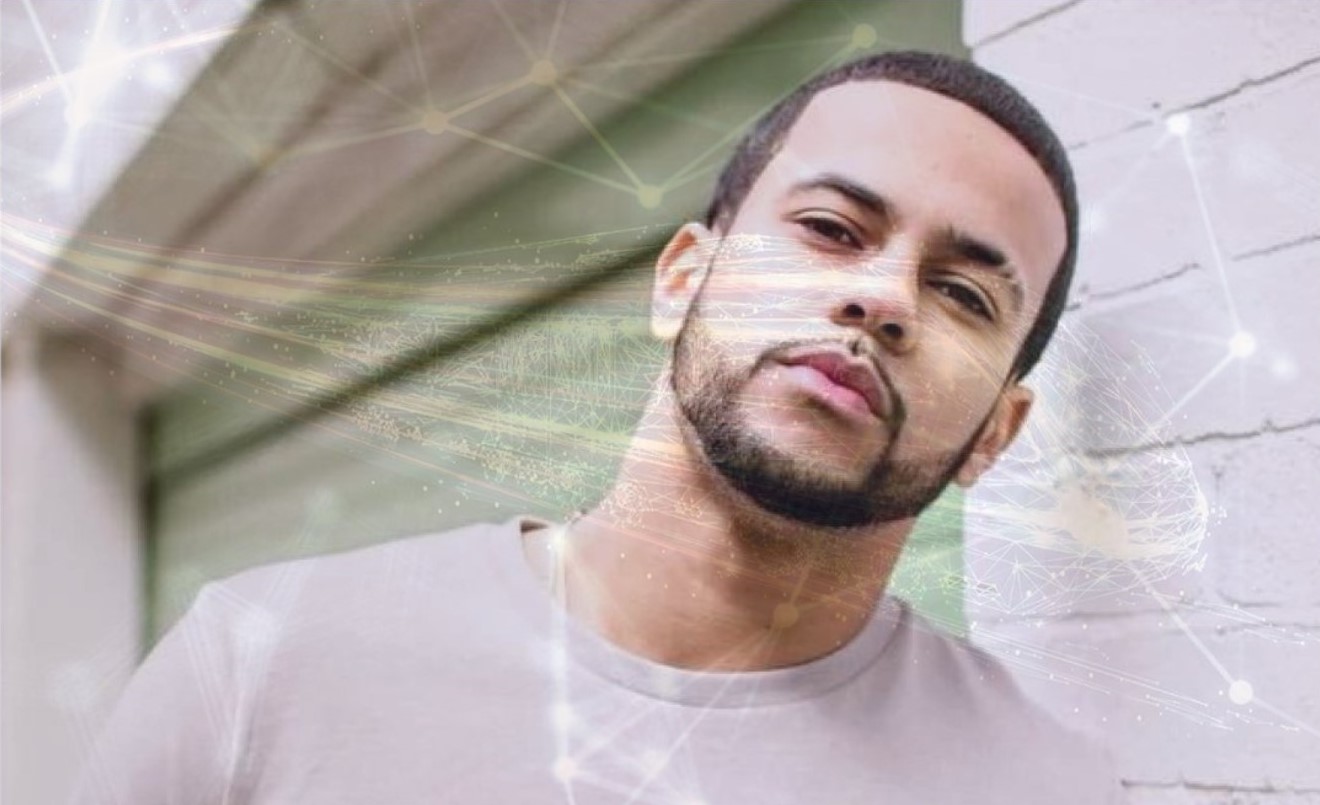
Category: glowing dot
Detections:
[
  {"x1": 529, "y1": 59, "x2": 558, "y2": 86},
  {"x1": 1165, "y1": 113, "x2": 1191, "y2": 137},
  {"x1": 1228, "y1": 331, "x2": 1256, "y2": 358},
  {"x1": 142, "y1": 59, "x2": 175, "y2": 89},
  {"x1": 552, "y1": 755, "x2": 577, "y2": 782},
  {"x1": 771, "y1": 602, "x2": 800, "y2": 630},
  {"x1": 63, "y1": 104, "x2": 91, "y2": 128},
  {"x1": 421, "y1": 109, "x2": 448, "y2": 134},
  {"x1": 851, "y1": 24, "x2": 877, "y2": 49},
  {"x1": 47, "y1": 163, "x2": 73, "y2": 188},
  {"x1": 1228, "y1": 679, "x2": 1254, "y2": 705},
  {"x1": 636, "y1": 184, "x2": 663, "y2": 209}
]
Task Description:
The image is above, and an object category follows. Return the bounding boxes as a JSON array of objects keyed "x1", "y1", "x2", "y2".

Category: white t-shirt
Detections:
[{"x1": 74, "y1": 518, "x2": 1120, "y2": 804}]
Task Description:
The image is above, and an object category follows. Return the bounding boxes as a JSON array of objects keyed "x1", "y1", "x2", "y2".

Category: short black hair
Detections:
[{"x1": 703, "y1": 50, "x2": 1077, "y2": 381}]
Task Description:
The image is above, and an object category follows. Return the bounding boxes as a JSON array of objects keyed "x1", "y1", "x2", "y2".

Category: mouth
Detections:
[{"x1": 775, "y1": 346, "x2": 892, "y2": 424}]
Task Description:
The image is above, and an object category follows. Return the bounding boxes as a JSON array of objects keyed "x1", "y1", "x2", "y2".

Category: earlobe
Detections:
[
  {"x1": 651, "y1": 222, "x2": 715, "y2": 340},
  {"x1": 955, "y1": 384, "x2": 1034, "y2": 488}
]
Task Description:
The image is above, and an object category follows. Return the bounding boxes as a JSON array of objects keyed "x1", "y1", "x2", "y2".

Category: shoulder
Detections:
[
  {"x1": 73, "y1": 520, "x2": 543, "y2": 804},
  {"x1": 889, "y1": 605, "x2": 1031, "y2": 707},
  {"x1": 211, "y1": 517, "x2": 526, "y2": 611},
  {"x1": 885, "y1": 604, "x2": 1121, "y2": 801},
  {"x1": 176, "y1": 518, "x2": 537, "y2": 662},
  {"x1": 174, "y1": 517, "x2": 545, "y2": 713}
]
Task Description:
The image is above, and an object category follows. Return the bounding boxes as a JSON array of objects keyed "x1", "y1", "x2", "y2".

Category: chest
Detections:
[{"x1": 236, "y1": 663, "x2": 1042, "y2": 805}]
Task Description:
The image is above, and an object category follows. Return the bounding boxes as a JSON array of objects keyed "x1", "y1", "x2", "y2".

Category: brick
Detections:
[
  {"x1": 1127, "y1": 785, "x2": 1320, "y2": 804},
  {"x1": 1070, "y1": 125, "x2": 1218, "y2": 301},
  {"x1": 976, "y1": 0, "x2": 1320, "y2": 146},
  {"x1": 974, "y1": 608, "x2": 1320, "y2": 790},
  {"x1": 1183, "y1": 62, "x2": 1320, "y2": 262},
  {"x1": 1191, "y1": 429, "x2": 1320, "y2": 607},
  {"x1": 962, "y1": 0, "x2": 1076, "y2": 48},
  {"x1": 1067, "y1": 59, "x2": 1320, "y2": 303},
  {"x1": 1072, "y1": 238, "x2": 1320, "y2": 446},
  {"x1": 1101, "y1": 619, "x2": 1320, "y2": 789}
]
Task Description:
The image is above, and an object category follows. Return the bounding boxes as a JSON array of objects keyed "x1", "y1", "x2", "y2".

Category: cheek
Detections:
[
  {"x1": 707, "y1": 236, "x2": 834, "y2": 292},
  {"x1": 918, "y1": 310, "x2": 1020, "y2": 384},
  {"x1": 691, "y1": 286, "x2": 788, "y2": 351},
  {"x1": 898, "y1": 393, "x2": 992, "y2": 456},
  {"x1": 896, "y1": 333, "x2": 1007, "y2": 449},
  {"x1": 677, "y1": 306, "x2": 765, "y2": 387},
  {"x1": 698, "y1": 263, "x2": 835, "y2": 342}
]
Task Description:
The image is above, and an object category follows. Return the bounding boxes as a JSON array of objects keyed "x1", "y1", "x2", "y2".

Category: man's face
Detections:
[{"x1": 661, "y1": 81, "x2": 1067, "y2": 529}]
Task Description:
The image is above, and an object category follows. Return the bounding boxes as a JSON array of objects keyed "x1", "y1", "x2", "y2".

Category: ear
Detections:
[
  {"x1": 651, "y1": 222, "x2": 715, "y2": 341},
  {"x1": 955, "y1": 384, "x2": 1034, "y2": 488}
]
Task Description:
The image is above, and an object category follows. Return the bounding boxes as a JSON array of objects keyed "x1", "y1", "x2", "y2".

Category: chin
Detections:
[{"x1": 742, "y1": 407, "x2": 888, "y2": 475}]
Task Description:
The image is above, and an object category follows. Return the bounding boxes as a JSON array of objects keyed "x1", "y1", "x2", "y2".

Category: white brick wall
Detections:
[
  {"x1": 976, "y1": 0, "x2": 1320, "y2": 146},
  {"x1": 965, "y1": 1, "x2": 1320, "y2": 801}
]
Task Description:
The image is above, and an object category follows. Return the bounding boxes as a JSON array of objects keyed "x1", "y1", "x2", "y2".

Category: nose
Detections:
[{"x1": 827, "y1": 263, "x2": 919, "y2": 354}]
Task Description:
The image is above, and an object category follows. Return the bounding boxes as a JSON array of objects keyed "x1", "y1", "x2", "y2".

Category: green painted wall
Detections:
[{"x1": 149, "y1": 1, "x2": 966, "y2": 640}]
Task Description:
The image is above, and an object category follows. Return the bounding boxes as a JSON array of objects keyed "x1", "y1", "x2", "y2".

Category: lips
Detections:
[{"x1": 777, "y1": 347, "x2": 891, "y2": 422}]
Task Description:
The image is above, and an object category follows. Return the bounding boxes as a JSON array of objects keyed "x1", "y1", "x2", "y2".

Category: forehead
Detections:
[{"x1": 754, "y1": 80, "x2": 1067, "y2": 307}]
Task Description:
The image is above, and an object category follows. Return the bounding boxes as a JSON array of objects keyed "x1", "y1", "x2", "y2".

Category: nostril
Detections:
[
  {"x1": 881, "y1": 322, "x2": 904, "y2": 341},
  {"x1": 842, "y1": 303, "x2": 866, "y2": 320}
]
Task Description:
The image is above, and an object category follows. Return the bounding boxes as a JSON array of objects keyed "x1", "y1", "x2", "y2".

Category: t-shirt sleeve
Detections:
[{"x1": 70, "y1": 582, "x2": 260, "y2": 805}]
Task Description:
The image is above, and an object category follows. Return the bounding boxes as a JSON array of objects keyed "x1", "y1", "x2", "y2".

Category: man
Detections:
[{"x1": 76, "y1": 52, "x2": 1118, "y2": 804}]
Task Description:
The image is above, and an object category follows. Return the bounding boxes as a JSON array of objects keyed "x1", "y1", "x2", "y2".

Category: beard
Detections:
[{"x1": 671, "y1": 295, "x2": 981, "y2": 529}]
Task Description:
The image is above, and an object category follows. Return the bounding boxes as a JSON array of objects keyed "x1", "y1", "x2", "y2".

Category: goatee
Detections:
[{"x1": 671, "y1": 299, "x2": 978, "y2": 529}]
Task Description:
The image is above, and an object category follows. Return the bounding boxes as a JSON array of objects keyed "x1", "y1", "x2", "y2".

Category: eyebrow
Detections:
[
  {"x1": 937, "y1": 225, "x2": 1026, "y2": 314},
  {"x1": 789, "y1": 173, "x2": 890, "y2": 219}
]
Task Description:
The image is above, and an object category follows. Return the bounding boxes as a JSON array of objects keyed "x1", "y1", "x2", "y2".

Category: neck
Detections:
[{"x1": 531, "y1": 376, "x2": 913, "y2": 672}]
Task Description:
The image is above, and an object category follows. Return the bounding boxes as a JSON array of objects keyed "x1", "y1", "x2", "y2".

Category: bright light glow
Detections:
[
  {"x1": 851, "y1": 24, "x2": 877, "y2": 49},
  {"x1": 142, "y1": 58, "x2": 176, "y2": 90},
  {"x1": 637, "y1": 184, "x2": 663, "y2": 209},
  {"x1": 66, "y1": 42, "x2": 127, "y2": 130},
  {"x1": 1165, "y1": 113, "x2": 1191, "y2": 137},
  {"x1": 1228, "y1": 679, "x2": 1254, "y2": 705},
  {"x1": 63, "y1": 104, "x2": 92, "y2": 128},
  {"x1": 1228, "y1": 331, "x2": 1257, "y2": 359},
  {"x1": 421, "y1": 109, "x2": 448, "y2": 134},
  {"x1": 46, "y1": 162, "x2": 74, "y2": 188},
  {"x1": 529, "y1": 59, "x2": 558, "y2": 86}
]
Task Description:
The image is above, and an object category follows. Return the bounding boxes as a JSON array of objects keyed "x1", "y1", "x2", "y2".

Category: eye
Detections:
[
  {"x1": 797, "y1": 215, "x2": 862, "y2": 249},
  {"x1": 931, "y1": 279, "x2": 994, "y2": 321}
]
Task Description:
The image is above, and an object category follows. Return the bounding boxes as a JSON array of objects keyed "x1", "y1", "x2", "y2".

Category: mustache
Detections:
[{"x1": 754, "y1": 337, "x2": 907, "y2": 436}]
